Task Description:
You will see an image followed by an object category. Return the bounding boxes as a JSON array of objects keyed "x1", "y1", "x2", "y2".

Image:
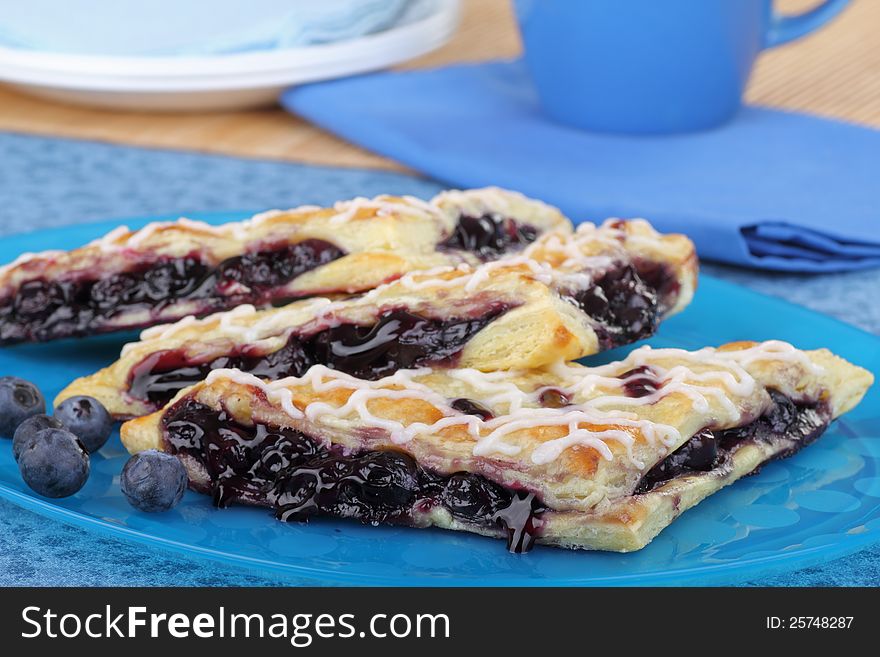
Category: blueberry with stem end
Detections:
[
  {"x1": 12, "y1": 414, "x2": 63, "y2": 462},
  {"x1": 121, "y1": 450, "x2": 188, "y2": 513},
  {"x1": 0, "y1": 376, "x2": 46, "y2": 438},
  {"x1": 54, "y1": 395, "x2": 114, "y2": 453},
  {"x1": 17, "y1": 428, "x2": 89, "y2": 498}
]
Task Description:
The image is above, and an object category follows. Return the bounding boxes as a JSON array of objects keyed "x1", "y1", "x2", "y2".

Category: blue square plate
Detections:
[{"x1": 0, "y1": 214, "x2": 878, "y2": 586}]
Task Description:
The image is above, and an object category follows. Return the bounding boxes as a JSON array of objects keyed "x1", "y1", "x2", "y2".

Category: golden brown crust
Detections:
[
  {"x1": 57, "y1": 275, "x2": 591, "y2": 418},
  {"x1": 0, "y1": 188, "x2": 570, "y2": 340},
  {"x1": 0, "y1": 189, "x2": 569, "y2": 290},
  {"x1": 529, "y1": 219, "x2": 698, "y2": 317},
  {"x1": 57, "y1": 219, "x2": 698, "y2": 418},
  {"x1": 121, "y1": 341, "x2": 872, "y2": 551}
]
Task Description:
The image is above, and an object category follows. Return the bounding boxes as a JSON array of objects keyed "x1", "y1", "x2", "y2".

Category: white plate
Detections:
[{"x1": 0, "y1": 0, "x2": 460, "y2": 111}]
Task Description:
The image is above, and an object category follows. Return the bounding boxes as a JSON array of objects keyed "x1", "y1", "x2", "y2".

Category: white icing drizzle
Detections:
[
  {"x1": 380, "y1": 264, "x2": 472, "y2": 293},
  {"x1": 123, "y1": 217, "x2": 227, "y2": 249},
  {"x1": 432, "y1": 186, "x2": 562, "y2": 222},
  {"x1": 122, "y1": 297, "x2": 336, "y2": 356},
  {"x1": 0, "y1": 250, "x2": 65, "y2": 279},
  {"x1": 530, "y1": 425, "x2": 634, "y2": 465},
  {"x1": 196, "y1": 339, "x2": 821, "y2": 469},
  {"x1": 0, "y1": 194, "x2": 449, "y2": 281},
  {"x1": 463, "y1": 255, "x2": 555, "y2": 291},
  {"x1": 137, "y1": 314, "x2": 200, "y2": 343},
  {"x1": 626, "y1": 341, "x2": 825, "y2": 376},
  {"x1": 0, "y1": 191, "x2": 664, "y2": 331},
  {"x1": 375, "y1": 215, "x2": 669, "y2": 298},
  {"x1": 447, "y1": 368, "x2": 536, "y2": 413},
  {"x1": 343, "y1": 221, "x2": 637, "y2": 303},
  {"x1": 434, "y1": 186, "x2": 526, "y2": 208},
  {"x1": 112, "y1": 217, "x2": 661, "y2": 354},
  {"x1": 87, "y1": 225, "x2": 131, "y2": 252},
  {"x1": 326, "y1": 195, "x2": 442, "y2": 226}
]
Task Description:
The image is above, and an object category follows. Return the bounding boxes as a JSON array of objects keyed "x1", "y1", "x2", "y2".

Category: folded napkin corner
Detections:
[{"x1": 283, "y1": 60, "x2": 880, "y2": 273}]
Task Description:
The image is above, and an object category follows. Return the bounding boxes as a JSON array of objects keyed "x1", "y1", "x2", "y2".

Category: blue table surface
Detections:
[{"x1": 0, "y1": 132, "x2": 877, "y2": 586}]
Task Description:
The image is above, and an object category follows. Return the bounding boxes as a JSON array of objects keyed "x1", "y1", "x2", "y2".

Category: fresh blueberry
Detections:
[
  {"x1": 121, "y1": 450, "x2": 188, "y2": 513},
  {"x1": 17, "y1": 428, "x2": 89, "y2": 498},
  {"x1": 0, "y1": 376, "x2": 46, "y2": 438},
  {"x1": 54, "y1": 395, "x2": 114, "y2": 453},
  {"x1": 12, "y1": 414, "x2": 64, "y2": 462}
]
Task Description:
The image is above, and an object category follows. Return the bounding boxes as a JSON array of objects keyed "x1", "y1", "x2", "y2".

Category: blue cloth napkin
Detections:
[
  {"x1": 0, "y1": 0, "x2": 413, "y2": 56},
  {"x1": 284, "y1": 60, "x2": 880, "y2": 272}
]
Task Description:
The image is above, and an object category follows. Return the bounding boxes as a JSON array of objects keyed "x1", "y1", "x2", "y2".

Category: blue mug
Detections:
[{"x1": 514, "y1": 0, "x2": 850, "y2": 134}]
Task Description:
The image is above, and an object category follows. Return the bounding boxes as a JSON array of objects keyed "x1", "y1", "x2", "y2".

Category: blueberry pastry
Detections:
[
  {"x1": 120, "y1": 341, "x2": 872, "y2": 552},
  {"x1": 57, "y1": 219, "x2": 696, "y2": 418},
  {"x1": 0, "y1": 188, "x2": 569, "y2": 344}
]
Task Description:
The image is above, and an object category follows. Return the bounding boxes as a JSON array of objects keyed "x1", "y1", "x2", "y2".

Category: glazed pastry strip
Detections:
[
  {"x1": 0, "y1": 188, "x2": 569, "y2": 344},
  {"x1": 57, "y1": 219, "x2": 697, "y2": 418},
  {"x1": 121, "y1": 341, "x2": 872, "y2": 552}
]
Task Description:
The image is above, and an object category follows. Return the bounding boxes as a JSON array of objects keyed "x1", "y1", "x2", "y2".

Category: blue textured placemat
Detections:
[{"x1": 0, "y1": 131, "x2": 877, "y2": 586}]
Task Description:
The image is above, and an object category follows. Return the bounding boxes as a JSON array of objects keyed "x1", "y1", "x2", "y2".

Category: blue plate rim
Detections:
[{"x1": 1, "y1": 480, "x2": 879, "y2": 586}]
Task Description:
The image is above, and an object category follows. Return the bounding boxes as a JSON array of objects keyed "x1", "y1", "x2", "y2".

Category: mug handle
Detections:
[{"x1": 765, "y1": 0, "x2": 850, "y2": 48}]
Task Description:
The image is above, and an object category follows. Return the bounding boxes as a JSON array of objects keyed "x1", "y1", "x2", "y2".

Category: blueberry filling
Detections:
[
  {"x1": 128, "y1": 306, "x2": 512, "y2": 408},
  {"x1": 161, "y1": 399, "x2": 545, "y2": 552},
  {"x1": 634, "y1": 390, "x2": 831, "y2": 494},
  {"x1": 619, "y1": 366, "x2": 662, "y2": 398},
  {"x1": 215, "y1": 239, "x2": 344, "y2": 297},
  {"x1": 0, "y1": 239, "x2": 345, "y2": 343},
  {"x1": 633, "y1": 258, "x2": 682, "y2": 315},
  {"x1": 566, "y1": 264, "x2": 660, "y2": 350},
  {"x1": 450, "y1": 398, "x2": 494, "y2": 420},
  {"x1": 440, "y1": 214, "x2": 538, "y2": 259},
  {"x1": 539, "y1": 388, "x2": 571, "y2": 409},
  {"x1": 311, "y1": 306, "x2": 511, "y2": 380}
]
